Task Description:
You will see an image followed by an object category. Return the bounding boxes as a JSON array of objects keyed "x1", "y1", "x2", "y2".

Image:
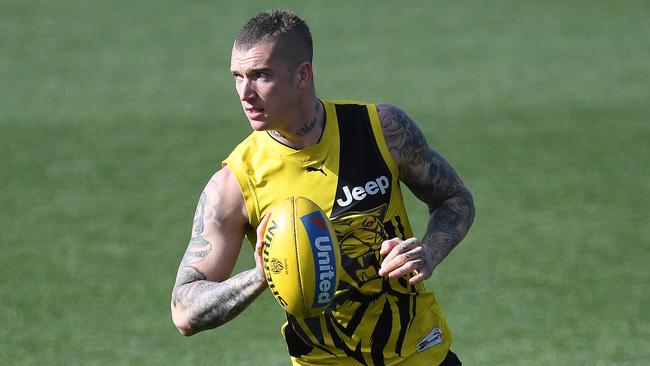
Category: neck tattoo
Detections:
[
  {"x1": 295, "y1": 119, "x2": 317, "y2": 137},
  {"x1": 295, "y1": 101, "x2": 324, "y2": 137},
  {"x1": 268, "y1": 130, "x2": 285, "y2": 139}
]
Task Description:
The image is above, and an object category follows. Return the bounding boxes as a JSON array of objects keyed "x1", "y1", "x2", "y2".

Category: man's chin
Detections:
[{"x1": 248, "y1": 118, "x2": 270, "y2": 131}]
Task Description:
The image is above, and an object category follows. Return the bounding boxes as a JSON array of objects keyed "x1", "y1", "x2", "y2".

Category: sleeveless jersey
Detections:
[{"x1": 223, "y1": 100, "x2": 452, "y2": 366}]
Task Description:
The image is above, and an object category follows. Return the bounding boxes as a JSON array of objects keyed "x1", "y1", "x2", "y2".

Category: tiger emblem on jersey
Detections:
[
  {"x1": 332, "y1": 205, "x2": 388, "y2": 288},
  {"x1": 288, "y1": 204, "x2": 417, "y2": 365}
]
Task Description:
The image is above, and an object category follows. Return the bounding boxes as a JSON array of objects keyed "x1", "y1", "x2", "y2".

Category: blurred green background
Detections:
[{"x1": 2, "y1": 0, "x2": 649, "y2": 365}]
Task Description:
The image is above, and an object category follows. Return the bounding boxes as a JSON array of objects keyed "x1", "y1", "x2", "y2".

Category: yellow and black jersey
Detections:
[{"x1": 223, "y1": 100, "x2": 452, "y2": 366}]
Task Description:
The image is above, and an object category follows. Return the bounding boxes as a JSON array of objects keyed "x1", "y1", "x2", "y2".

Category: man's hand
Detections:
[{"x1": 378, "y1": 237, "x2": 436, "y2": 285}]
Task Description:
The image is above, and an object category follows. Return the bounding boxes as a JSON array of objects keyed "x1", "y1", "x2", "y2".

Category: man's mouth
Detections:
[{"x1": 245, "y1": 107, "x2": 265, "y2": 119}]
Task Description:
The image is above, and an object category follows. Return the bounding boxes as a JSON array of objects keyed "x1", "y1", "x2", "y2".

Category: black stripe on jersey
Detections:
[
  {"x1": 285, "y1": 315, "x2": 335, "y2": 357},
  {"x1": 370, "y1": 301, "x2": 392, "y2": 365},
  {"x1": 302, "y1": 315, "x2": 329, "y2": 350},
  {"x1": 283, "y1": 322, "x2": 312, "y2": 358},
  {"x1": 331, "y1": 104, "x2": 392, "y2": 218},
  {"x1": 323, "y1": 310, "x2": 368, "y2": 365}
]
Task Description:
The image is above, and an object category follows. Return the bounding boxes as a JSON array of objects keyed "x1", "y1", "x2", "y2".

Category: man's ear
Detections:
[{"x1": 296, "y1": 61, "x2": 313, "y2": 87}]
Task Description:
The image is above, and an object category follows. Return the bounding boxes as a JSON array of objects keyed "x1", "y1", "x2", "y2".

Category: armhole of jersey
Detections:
[
  {"x1": 367, "y1": 104, "x2": 400, "y2": 178},
  {"x1": 221, "y1": 159, "x2": 260, "y2": 245}
]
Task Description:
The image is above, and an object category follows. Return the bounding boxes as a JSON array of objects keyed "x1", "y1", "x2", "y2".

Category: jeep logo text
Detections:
[{"x1": 336, "y1": 176, "x2": 390, "y2": 207}]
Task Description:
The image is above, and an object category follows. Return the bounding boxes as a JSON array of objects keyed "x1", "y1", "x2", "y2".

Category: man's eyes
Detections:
[{"x1": 232, "y1": 72, "x2": 270, "y2": 81}]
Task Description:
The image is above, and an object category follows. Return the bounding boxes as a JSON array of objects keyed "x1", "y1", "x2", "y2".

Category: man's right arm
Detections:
[{"x1": 170, "y1": 166, "x2": 268, "y2": 336}]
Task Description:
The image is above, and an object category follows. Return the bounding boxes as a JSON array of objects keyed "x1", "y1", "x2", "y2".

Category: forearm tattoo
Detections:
[
  {"x1": 378, "y1": 103, "x2": 475, "y2": 266},
  {"x1": 421, "y1": 192, "x2": 474, "y2": 266},
  {"x1": 174, "y1": 268, "x2": 264, "y2": 331},
  {"x1": 172, "y1": 187, "x2": 264, "y2": 332}
]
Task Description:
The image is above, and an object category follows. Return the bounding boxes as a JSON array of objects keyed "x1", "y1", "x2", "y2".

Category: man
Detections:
[{"x1": 171, "y1": 9, "x2": 475, "y2": 366}]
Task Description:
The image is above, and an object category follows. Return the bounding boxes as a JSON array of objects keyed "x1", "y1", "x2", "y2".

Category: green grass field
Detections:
[{"x1": 2, "y1": 1, "x2": 649, "y2": 365}]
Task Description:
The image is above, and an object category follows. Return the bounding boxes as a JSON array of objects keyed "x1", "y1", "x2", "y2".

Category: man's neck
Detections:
[{"x1": 269, "y1": 99, "x2": 325, "y2": 150}]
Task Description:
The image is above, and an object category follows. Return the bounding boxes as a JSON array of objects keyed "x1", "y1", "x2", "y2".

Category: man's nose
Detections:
[{"x1": 239, "y1": 79, "x2": 256, "y2": 101}]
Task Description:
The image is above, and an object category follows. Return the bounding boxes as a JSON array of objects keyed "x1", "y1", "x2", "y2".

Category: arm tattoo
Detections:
[
  {"x1": 175, "y1": 268, "x2": 265, "y2": 331},
  {"x1": 172, "y1": 186, "x2": 265, "y2": 332},
  {"x1": 421, "y1": 193, "x2": 473, "y2": 266},
  {"x1": 185, "y1": 192, "x2": 212, "y2": 265},
  {"x1": 173, "y1": 191, "x2": 214, "y2": 307},
  {"x1": 378, "y1": 103, "x2": 475, "y2": 267},
  {"x1": 379, "y1": 103, "x2": 459, "y2": 206}
]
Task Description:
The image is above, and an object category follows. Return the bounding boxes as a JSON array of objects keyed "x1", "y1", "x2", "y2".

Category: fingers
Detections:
[
  {"x1": 379, "y1": 238, "x2": 419, "y2": 274},
  {"x1": 380, "y1": 237, "x2": 401, "y2": 255},
  {"x1": 379, "y1": 237, "x2": 433, "y2": 284},
  {"x1": 254, "y1": 212, "x2": 273, "y2": 279},
  {"x1": 408, "y1": 269, "x2": 432, "y2": 285},
  {"x1": 255, "y1": 211, "x2": 273, "y2": 252}
]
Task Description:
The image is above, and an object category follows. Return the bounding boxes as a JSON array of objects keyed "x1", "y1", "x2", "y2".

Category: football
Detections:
[{"x1": 262, "y1": 196, "x2": 341, "y2": 318}]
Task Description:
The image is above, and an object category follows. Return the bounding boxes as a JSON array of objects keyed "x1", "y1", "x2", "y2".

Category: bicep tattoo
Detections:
[
  {"x1": 172, "y1": 191, "x2": 212, "y2": 306},
  {"x1": 186, "y1": 192, "x2": 213, "y2": 264},
  {"x1": 378, "y1": 103, "x2": 463, "y2": 206}
]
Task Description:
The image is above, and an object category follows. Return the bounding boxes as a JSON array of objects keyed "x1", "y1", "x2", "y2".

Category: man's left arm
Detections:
[{"x1": 376, "y1": 103, "x2": 476, "y2": 284}]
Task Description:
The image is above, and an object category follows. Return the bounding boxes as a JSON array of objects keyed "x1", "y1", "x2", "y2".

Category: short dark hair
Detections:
[{"x1": 235, "y1": 10, "x2": 313, "y2": 67}]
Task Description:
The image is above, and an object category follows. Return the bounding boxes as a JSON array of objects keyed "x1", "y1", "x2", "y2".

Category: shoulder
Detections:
[
  {"x1": 375, "y1": 103, "x2": 429, "y2": 170},
  {"x1": 208, "y1": 165, "x2": 240, "y2": 193},
  {"x1": 375, "y1": 103, "x2": 420, "y2": 136},
  {"x1": 204, "y1": 166, "x2": 248, "y2": 224}
]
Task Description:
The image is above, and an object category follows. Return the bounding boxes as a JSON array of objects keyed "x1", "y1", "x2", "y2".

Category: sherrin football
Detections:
[{"x1": 262, "y1": 196, "x2": 341, "y2": 318}]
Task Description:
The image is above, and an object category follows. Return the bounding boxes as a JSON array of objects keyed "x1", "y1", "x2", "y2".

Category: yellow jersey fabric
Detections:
[{"x1": 223, "y1": 100, "x2": 452, "y2": 366}]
